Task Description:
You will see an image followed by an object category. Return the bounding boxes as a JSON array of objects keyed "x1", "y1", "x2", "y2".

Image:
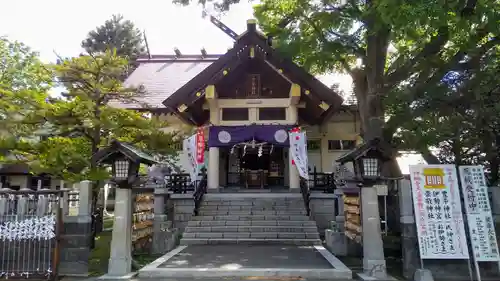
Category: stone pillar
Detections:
[
  {"x1": 153, "y1": 188, "x2": 173, "y2": 254},
  {"x1": 0, "y1": 183, "x2": 9, "y2": 216},
  {"x1": 360, "y1": 185, "x2": 387, "y2": 279},
  {"x1": 62, "y1": 184, "x2": 71, "y2": 217},
  {"x1": 36, "y1": 179, "x2": 50, "y2": 217},
  {"x1": 288, "y1": 148, "x2": 300, "y2": 191},
  {"x1": 17, "y1": 180, "x2": 32, "y2": 215},
  {"x1": 398, "y1": 179, "x2": 422, "y2": 279},
  {"x1": 335, "y1": 189, "x2": 345, "y2": 228},
  {"x1": 208, "y1": 147, "x2": 220, "y2": 191},
  {"x1": 107, "y1": 187, "x2": 133, "y2": 277},
  {"x1": 78, "y1": 180, "x2": 93, "y2": 217},
  {"x1": 320, "y1": 136, "x2": 329, "y2": 172}
]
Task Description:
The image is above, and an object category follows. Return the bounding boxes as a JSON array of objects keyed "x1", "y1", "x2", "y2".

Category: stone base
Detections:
[
  {"x1": 414, "y1": 269, "x2": 434, "y2": 281},
  {"x1": 107, "y1": 256, "x2": 132, "y2": 277},
  {"x1": 153, "y1": 225, "x2": 180, "y2": 254},
  {"x1": 207, "y1": 188, "x2": 220, "y2": 193},
  {"x1": 363, "y1": 258, "x2": 387, "y2": 279},
  {"x1": 357, "y1": 272, "x2": 397, "y2": 281},
  {"x1": 98, "y1": 272, "x2": 137, "y2": 279},
  {"x1": 325, "y1": 229, "x2": 347, "y2": 256}
]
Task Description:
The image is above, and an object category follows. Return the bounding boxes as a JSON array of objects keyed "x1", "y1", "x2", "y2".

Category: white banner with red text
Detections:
[{"x1": 289, "y1": 131, "x2": 309, "y2": 180}]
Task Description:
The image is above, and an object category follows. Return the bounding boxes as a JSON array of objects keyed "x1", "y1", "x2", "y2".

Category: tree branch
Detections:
[
  {"x1": 301, "y1": 15, "x2": 354, "y2": 74},
  {"x1": 418, "y1": 148, "x2": 441, "y2": 164},
  {"x1": 385, "y1": 26, "x2": 450, "y2": 87}
]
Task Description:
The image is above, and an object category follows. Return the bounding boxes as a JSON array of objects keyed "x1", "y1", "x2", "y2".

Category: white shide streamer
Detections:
[{"x1": 0, "y1": 215, "x2": 56, "y2": 241}]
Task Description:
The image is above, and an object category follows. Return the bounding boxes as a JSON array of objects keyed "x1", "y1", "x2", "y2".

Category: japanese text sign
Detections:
[
  {"x1": 196, "y1": 128, "x2": 205, "y2": 164},
  {"x1": 458, "y1": 166, "x2": 499, "y2": 262},
  {"x1": 409, "y1": 165, "x2": 469, "y2": 259}
]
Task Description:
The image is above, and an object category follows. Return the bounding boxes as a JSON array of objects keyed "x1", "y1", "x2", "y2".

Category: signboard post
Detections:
[
  {"x1": 458, "y1": 165, "x2": 500, "y2": 281},
  {"x1": 409, "y1": 165, "x2": 471, "y2": 275}
]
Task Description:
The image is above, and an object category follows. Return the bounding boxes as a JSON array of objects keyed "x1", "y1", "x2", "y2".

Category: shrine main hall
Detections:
[{"x1": 117, "y1": 19, "x2": 360, "y2": 191}]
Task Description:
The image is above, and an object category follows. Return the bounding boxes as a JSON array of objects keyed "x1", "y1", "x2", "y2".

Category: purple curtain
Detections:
[{"x1": 208, "y1": 125, "x2": 293, "y2": 147}]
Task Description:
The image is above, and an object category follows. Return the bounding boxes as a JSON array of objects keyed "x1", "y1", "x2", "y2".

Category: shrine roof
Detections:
[
  {"x1": 0, "y1": 163, "x2": 30, "y2": 175},
  {"x1": 162, "y1": 21, "x2": 344, "y2": 111},
  {"x1": 109, "y1": 55, "x2": 222, "y2": 109}
]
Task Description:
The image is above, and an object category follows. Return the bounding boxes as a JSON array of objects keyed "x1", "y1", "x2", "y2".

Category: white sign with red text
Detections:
[{"x1": 289, "y1": 131, "x2": 308, "y2": 180}]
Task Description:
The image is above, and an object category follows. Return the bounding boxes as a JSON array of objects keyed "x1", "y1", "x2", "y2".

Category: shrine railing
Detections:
[
  {"x1": 193, "y1": 172, "x2": 208, "y2": 216},
  {"x1": 307, "y1": 168, "x2": 336, "y2": 193},
  {"x1": 165, "y1": 174, "x2": 201, "y2": 193},
  {"x1": 131, "y1": 187, "x2": 154, "y2": 255},
  {"x1": 0, "y1": 189, "x2": 63, "y2": 280},
  {"x1": 299, "y1": 178, "x2": 311, "y2": 216},
  {"x1": 165, "y1": 170, "x2": 336, "y2": 193}
]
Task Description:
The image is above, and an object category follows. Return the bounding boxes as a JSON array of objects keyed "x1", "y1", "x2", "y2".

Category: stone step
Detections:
[
  {"x1": 201, "y1": 200, "x2": 303, "y2": 207},
  {"x1": 182, "y1": 232, "x2": 320, "y2": 239},
  {"x1": 187, "y1": 220, "x2": 317, "y2": 227},
  {"x1": 185, "y1": 225, "x2": 319, "y2": 233},
  {"x1": 199, "y1": 205, "x2": 306, "y2": 211},
  {"x1": 198, "y1": 210, "x2": 307, "y2": 216},
  {"x1": 192, "y1": 215, "x2": 310, "y2": 221},
  {"x1": 179, "y1": 238, "x2": 322, "y2": 246}
]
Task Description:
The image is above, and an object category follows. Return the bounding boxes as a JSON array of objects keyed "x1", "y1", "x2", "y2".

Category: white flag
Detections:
[
  {"x1": 183, "y1": 134, "x2": 199, "y2": 183},
  {"x1": 289, "y1": 132, "x2": 309, "y2": 179}
]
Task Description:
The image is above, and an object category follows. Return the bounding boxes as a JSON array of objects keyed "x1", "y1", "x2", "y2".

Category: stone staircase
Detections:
[{"x1": 180, "y1": 193, "x2": 322, "y2": 245}]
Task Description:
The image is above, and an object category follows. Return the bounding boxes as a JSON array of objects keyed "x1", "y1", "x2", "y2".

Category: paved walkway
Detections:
[
  {"x1": 138, "y1": 245, "x2": 352, "y2": 279},
  {"x1": 63, "y1": 275, "x2": 484, "y2": 281},
  {"x1": 158, "y1": 245, "x2": 332, "y2": 269}
]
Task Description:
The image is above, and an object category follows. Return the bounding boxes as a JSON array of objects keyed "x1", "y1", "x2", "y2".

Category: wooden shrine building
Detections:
[{"x1": 119, "y1": 19, "x2": 361, "y2": 191}]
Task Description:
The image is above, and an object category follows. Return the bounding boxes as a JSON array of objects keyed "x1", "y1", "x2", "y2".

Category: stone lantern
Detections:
[
  {"x1": 336, "y1": 137, "x2": 399, "y2": 279},
  {"x1": 92, "y1": 140, "x2": 158, "y2": 277}
]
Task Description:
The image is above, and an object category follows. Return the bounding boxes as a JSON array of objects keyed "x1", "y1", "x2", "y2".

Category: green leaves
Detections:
[
  {"x1": 1, "y1": 39, "x2": 180, "y2": 182},
  {"x1": 81, "y1": 14, "x2": 147, "y2": 74},
  {"x1": 0, "y1": 38, "x2": 53, "y2": 91}
]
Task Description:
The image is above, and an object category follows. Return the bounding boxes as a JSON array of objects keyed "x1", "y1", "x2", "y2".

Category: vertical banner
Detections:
[
  {"x1": 289, "y1": 131, "x2": 309, "y2": 180},
  {"x1": 458, "y1": 166, "x2": 500, "y2": 262},
  {"x1": 196, "y1": 128, "x2": 205, "y2": 164},
  {"x1": 409, "y1": 165, "x2": 469, "y2": 259},
  {"x1": 183, "y1": 134, "x2": 198, "y2": 183}
]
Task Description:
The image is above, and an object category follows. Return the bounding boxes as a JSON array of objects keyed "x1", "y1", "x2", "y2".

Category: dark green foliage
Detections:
[{"x1": 81, "y1": 14, "x2": 147, "y2": 72}]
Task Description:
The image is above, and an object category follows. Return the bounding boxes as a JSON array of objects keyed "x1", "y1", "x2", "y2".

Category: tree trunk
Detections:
[{"x1": 418, "y1": 148, "x2": 441, "y2": 164}]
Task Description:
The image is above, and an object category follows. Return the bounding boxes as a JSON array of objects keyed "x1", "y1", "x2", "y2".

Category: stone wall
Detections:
[
  {"x1": 169, "y1": 194, "x2": 194, "y2": 231},
  {"x1": 309, "y1": 193, "x2": 337, "y2": 237},
  {"x1": 59, "y1": 215, "x2": 92, "y2": 276}
]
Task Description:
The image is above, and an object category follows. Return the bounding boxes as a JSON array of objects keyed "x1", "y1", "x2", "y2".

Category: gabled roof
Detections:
[
  {"x1": 336, "y1": 138, "x2": 398, "y2": 163},
  {"x1": 0, "y1": 163, "x2": 30, "y2": 175},
  {"x1": 110, "y1": 55, "x2": 220, "y2": 109},
  {"x1": 92, "y1": 140, "x2": 158, "y2": 166},
  {"x1": 162, "y1": 20, "x2": 344, "y2": 113}
]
